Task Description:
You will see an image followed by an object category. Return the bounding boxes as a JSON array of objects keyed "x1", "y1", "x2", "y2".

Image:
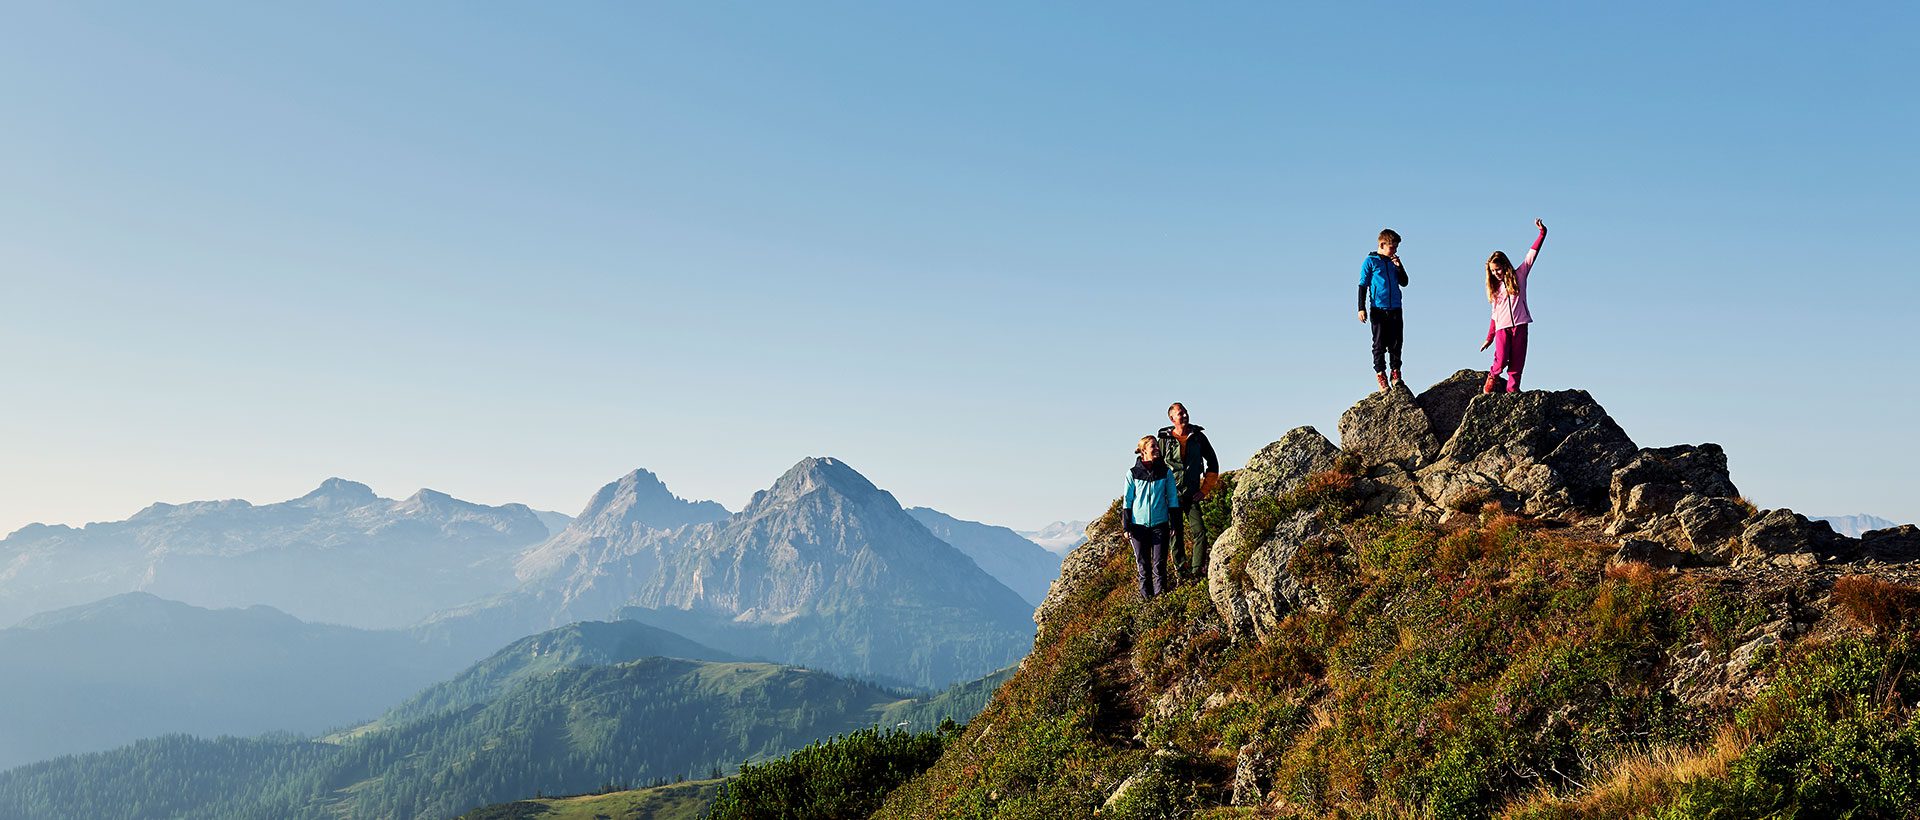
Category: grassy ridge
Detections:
[{"x1": 869, "y1": 468, "x2": 1920, "y2": 818}]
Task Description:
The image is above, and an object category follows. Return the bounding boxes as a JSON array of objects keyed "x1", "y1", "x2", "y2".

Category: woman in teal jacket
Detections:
[{"x1": 1123, "y1": 435, "x2": 1181, "y2": 600}]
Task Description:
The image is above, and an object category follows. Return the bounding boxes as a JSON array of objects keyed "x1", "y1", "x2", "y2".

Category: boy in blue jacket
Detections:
[{"x1": 1358, "y1": 228, "x2": 1411, "y2": 392}]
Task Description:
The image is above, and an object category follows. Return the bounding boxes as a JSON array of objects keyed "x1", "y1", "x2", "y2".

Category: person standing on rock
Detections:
[
  {"x1": 1358, "y1": 228, "x2": 1411, "y2": 392},
  {"x1": 1157, "y1": 402, "x2": 1221, "y2": 582},
  {"x1": 1480, "y1": 219, "x2": 1548, "y2": 393},
  {"x1": 1122, "y1": 435, "x2": 1180, "y2": 600}
]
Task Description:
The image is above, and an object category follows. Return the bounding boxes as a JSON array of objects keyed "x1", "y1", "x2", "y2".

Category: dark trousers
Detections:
[
  {"x1": 1370, "y1": 307, "x2": 1404, "y2": 373},
  {"x1": 1127, "y1": 523, "x2": 1169, "y2": 599},
  {"x1": 1168, "y1": 492, "x2": 1206, "y2": 578}
]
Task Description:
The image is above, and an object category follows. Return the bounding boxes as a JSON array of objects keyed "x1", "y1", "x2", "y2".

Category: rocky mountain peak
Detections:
[
  {"x1": 297, "y1": 477, "x2": 379, "y2": 508},
  {"x1": 750, "y1": 457, "x2": 886, "y2": 511},
  {"x1": 569, "y1": 469, "x2": 728, "y2": 534}
]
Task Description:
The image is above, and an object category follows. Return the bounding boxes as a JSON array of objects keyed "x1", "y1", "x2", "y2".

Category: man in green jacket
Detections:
[{"x1": 1156, "y1": 402, "x2": 1221, "y2": 581}]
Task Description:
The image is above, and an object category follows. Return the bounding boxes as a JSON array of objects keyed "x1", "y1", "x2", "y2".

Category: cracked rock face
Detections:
[
  {"x1": 1739, "y1": 508, "x2": 1856, "y2": 566},
  {"x1": 1416, "y1": 389, "x2": 1637, "y2": 518},
  {"x1": 1607, "y1": 444, "x2": 1740, "y2": 533},
  {"x1": 1413, "y1": 369, "x2": 1487, "y2": 445},
  {"x1": 1232, "y1": 427, "x2": 1342, "y2": 522},
  {"x1": 1339, "y1": 384, "x2": 1440, "y2": 469}
]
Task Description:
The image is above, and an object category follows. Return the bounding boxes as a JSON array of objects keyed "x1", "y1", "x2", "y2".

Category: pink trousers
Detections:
[{"x1": 1490, "y1": 323, "x2": 1529, "y2": 392}]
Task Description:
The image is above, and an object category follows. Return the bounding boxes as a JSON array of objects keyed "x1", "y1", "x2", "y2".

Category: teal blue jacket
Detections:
[{"x1": 1123, "y1": 460, "x2": 1181, "y2": 528}]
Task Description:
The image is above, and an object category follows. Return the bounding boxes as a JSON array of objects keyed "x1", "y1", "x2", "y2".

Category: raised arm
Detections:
[{"x1": 1518, "y1": 219, "x2": 1547, "y2": 274}]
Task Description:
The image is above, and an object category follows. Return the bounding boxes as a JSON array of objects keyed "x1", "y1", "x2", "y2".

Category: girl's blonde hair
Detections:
[
  {"x1": 1486, "y1": 251, "x2": 1519, "y2": 303},
  {"x1": 1135, "y1": 436, "x2": 1157, "y2": 457}
]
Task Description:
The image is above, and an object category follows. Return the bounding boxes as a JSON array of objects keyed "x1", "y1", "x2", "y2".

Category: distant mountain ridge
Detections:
[
  {"x1": 0, "y1": 479, "x2": 560, "y2": 629},
  {"x1": 0, "y1": 593, "x2": 474, "y2": 771},
  {"x1": 1814, "y1": 513, "x2": 1902, "y2": 539},
  {"x1": 905, "y1": 506, "x2": 1061, "y2": 606}
]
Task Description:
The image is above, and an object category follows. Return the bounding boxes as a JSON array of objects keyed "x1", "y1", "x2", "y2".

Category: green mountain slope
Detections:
[
  {"x1": 372, "y1": 619, "x2": 739, "y2": 729},
  {"x1": 0, "y1": 657, "x2": 907, "y2": 820}
]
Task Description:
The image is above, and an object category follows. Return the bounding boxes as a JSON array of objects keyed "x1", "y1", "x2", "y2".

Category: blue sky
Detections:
[{"x1": 1, "y1": 2, "x2": 1914, "y2": 534}]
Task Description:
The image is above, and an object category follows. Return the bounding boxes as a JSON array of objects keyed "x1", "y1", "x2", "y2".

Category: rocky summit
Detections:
[{"x1": 882, "y1": 371, "x2": 1920, "y2": 819}]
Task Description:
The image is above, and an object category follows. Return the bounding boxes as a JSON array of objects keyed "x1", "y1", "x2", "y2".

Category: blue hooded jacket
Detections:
[{"x1": 1359, "y1": 252, "x2": 1408, "y2": 310}]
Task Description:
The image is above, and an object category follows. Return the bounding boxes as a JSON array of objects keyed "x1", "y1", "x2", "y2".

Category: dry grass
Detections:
[
  {"x1": 1832, "y1": 575, "x2": 1920, "y2": 633},
  {"x1": 1496, "y1": 726, "x2": 1748, "y2": 819}
]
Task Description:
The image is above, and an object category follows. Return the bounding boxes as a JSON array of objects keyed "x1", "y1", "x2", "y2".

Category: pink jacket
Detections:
[{"x1": 1490, "y1": 227, "x2": 1547, "y2": 331}]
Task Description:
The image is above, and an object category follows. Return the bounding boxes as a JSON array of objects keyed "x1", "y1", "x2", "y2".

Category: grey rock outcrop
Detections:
[
  {"x1": 1231, "y1": 427, "x2": 1342, "y2": 521},
  {"x1": 1339, "y1": 385, "x2": 1439, "y2": 469},
  {"x1": 1415, "y1": 389, "x2": 1637, "y2": 518},
  {"x1": 1209, "y1": 510, "x2": 1327, "y2": 642},
  {"x1": 1862, "y1": 525, "x2": 1920, "y2": 563},
  {"x1": 1739, "y1": 508, "x2": 1857, "y2": 567},
  {"x1": 1413, "y1": 369, "x2": 1488, "y2": 445},
  {"x1": 1606, "y1": 445, "x2": 1740, "y2": 533},
  {"x1": 1668, "y1": 495, "x2": 1750, "y2": 562}
]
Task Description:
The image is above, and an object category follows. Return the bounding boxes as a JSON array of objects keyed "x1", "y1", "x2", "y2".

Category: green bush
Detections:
[
  {"x1": 1653, "y1": 636, "x2": 1920, "y2": 819},
  {"x1": 705, "y1": 723, "x2": 960, "y2": 820}
]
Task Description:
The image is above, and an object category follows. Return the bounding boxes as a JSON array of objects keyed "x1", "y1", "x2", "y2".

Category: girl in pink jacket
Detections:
[{"x1": 1480, "y1": 219, "x2": 1548, "y2": 393}]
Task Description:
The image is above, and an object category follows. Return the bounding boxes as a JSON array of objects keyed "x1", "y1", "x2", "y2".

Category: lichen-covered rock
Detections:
[
  {"x1": 1231, "y1": 742, "x2": 1270, "y2": 806},
  {"x1": 1206, "y1": 524, "x2": 1255, "y2": 638},
  {"x1": 1414, "y1": 369, "x2": 1487, "y2": 445},
  {"x1": 1232, "y1": 426, "x2": 1341, "y2": 522},
  {"x1": 1862, "y1": 525, "x2": 1920, "y2": 563},
  {"x1": 1416, "y1": 389, "x2": 1637, "y2": 518},
  {"x1": 1607, "y1": 444, "x2": 1739, "y2": 533},
  {"x1": 1338, "y1": 384, "x2": 1439, "y2": 469},
  {"x1": 1231, "y1": 510, "x2": 1327, "y2": 641}
]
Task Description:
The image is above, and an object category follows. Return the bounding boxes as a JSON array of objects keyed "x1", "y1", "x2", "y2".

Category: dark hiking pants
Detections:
[
  {"x1": 1169, "y1": 491, "x2": 1207, "y2": 578},
  {"x1": 1127, "y1": 523, "x2": 1169, "y2": 599},
  {"x1": 1370, "y1": 307, "x2": 1404, "y2": 373}
]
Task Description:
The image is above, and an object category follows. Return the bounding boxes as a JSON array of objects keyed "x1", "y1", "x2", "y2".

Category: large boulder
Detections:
[
  {"x1": 1621, "y1": 494, "x2": 1750, "y2": 566},
  {"x1": 1607, "y1": 444, "x2": 1740, "y2": 532},
  {"x1": 1414, "y1": 369, "x2": 1488, "y2": 445},
  {"x1": 1738, "y1": 508, "x2": 1857, "y2": 567},
  {"x1": 1209, "y1": 509, "x2": 1326, "y2": 641},
  {"x1": 1338, "y1": 384, "x2": 1440, "y2": 470},
  {"x1": 1671, "y1": 495, "x2": 1750, "y2": 563},
  {"x1": 1416, "y1": 389, "x2": 1638, "y2": 518},
  {"x1": 1862, "y1": 525, "x2": 1920, "y2": 563},
  {"x1": 1232, "y1": 427, "x2": 1342, "y2": 521}
]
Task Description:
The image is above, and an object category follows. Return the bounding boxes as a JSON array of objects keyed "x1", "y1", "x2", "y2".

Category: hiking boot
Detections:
[
  {"x1": 1376, "y1": 373, "x2": 1391, "y2": 392},
  {"x1": 1483, "y1": 374, "x2": 1502, "y2": 394},
  {"x1": 1390, "y1": 369, "x2": 1403, "y2": 387}
]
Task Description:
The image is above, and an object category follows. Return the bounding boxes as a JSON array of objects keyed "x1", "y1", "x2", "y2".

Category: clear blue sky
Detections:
[{"x1": 1, "y1": 2, "x2": 1915, "y2": 534}]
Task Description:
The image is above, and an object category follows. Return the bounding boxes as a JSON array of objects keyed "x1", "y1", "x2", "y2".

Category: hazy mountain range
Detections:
[
  {"x1": 0, "y1": 593, "x2": 474, "y2": 771},
  {"x1": 1813, "y1": 513, "x2": 1901, "y2": 538},
  {"x1": 435, "y1": 458, "x2": 1039, "y2": 689},
  {"x1": 0, "y1": 459, "x2": 1059, "y2": 771},
  {"x1": 0, "y1": 479, "x2": 564, "y2": 629},
  {"x1": 904, "y1": 507, "x2": 1061, "y2": 605}
]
